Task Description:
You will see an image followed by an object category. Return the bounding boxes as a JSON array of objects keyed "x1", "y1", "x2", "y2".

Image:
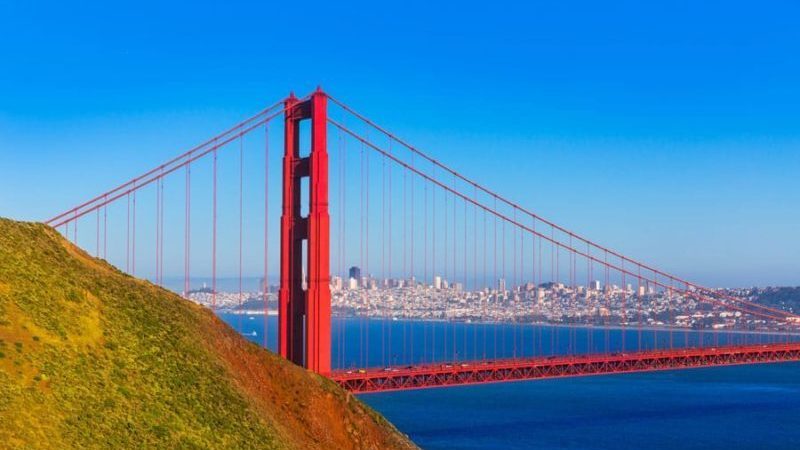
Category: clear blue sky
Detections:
[{"x1": 1, "y1": 1, "x2": 798, "y2": 287}]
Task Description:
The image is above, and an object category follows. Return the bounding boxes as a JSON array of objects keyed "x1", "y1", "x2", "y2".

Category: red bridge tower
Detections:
[{"x1": 278, "y1": 89, "x2": 331, "y2": 374}]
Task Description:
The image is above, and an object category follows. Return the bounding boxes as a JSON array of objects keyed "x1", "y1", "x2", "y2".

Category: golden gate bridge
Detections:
[{"x1": 47, "y1": 89, "x2": 800, "y2": 392}]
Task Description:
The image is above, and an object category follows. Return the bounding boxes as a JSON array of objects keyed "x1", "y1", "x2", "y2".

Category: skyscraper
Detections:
[{"x1": 349, "y1": 266, "x2": 361, "y2": 286}]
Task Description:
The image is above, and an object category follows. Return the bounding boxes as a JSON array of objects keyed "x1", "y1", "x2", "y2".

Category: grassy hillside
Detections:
[{"x1": 0, "y1": 219, "x2": 415, "y2": 450}]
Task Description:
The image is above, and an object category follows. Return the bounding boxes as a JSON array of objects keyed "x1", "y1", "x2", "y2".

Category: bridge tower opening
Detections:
[{"x1": 278, "y1": 89, "x2": 331, "y2": 374}]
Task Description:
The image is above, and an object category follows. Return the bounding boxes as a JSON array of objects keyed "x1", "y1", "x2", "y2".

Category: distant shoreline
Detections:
[{"x1": 215, "y1": 310, "x2": 800, "y2": 336}]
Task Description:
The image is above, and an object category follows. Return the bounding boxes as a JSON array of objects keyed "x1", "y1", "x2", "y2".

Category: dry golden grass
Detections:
[{"x1": 0, "y1": 219, "x2": 416, "y2": 450}]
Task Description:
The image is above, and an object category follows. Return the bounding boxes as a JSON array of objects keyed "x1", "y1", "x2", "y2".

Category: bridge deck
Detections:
[{"x1": 330, "y1": 343, "x2": 800, "y2": 393}]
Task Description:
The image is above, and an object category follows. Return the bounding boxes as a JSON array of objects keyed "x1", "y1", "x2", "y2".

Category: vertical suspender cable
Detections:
[
  {"x1": 103, "y1": 195, "x2": 108, "y2": 260},
  {"x1": 621, "y1": 260, "x2": 626, "y2": 352},
  {"x1": 157, "y1": 178, "x2": 160, "y2": 285},
  {"x1": 409, "y1": 151, "x2": 415, "y2": 365},
  {"x1": 185, "y1": 165, "x2": 191, "y2": 297},
  {"x1": 341, "y1": 129, "x2": 347, "y2": 367},
  {"x1": 359, "y1": 139, "x2": 365, "y2": 367},
  {"x1": 452, "y1": 174, "x2": 457, "y2": 361},
  {"x1": 132, "y1": 187, "x2": 136, "y2": 276},
  {"x1": 96, "y1": 208, "x2": 100, "y2": 257},
  {"x1": 365, "y1": 140, "x2": 370, "y2": 367},
  {"x1": 424, "y1": 178, "x2": 429, "y2": 363},
  {"x1": 432, "y1": 167, "x2": 436, "y2": 362},
  {"x1": 213, "y1": 148, "x2": 218, "y2": 310},
  {"x1": 127, "y1": 193, "x2": 131, "y2": 273},
  {"x1": 463, "y1": 197, "x2": 468, "y2": 361},
  {"x1": 381, "y1": 150, "x2": 386, "y2": 367},
  {"x1": 444, "y1": 172, "x2": 448, "y2": 360},
  {"x1": 239, "y1": 136, "x2": 244, "y2": 334},
  {"x1": 494, "y1": 196, "x2": 498, "y2": 360},
  {"x1": 268, "y1": 123, "x2": 269, "y2": 348}
]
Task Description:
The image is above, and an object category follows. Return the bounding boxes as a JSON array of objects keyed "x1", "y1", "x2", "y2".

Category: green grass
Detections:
[{"x1": 0, "y1": 219, "x2": 415, "y2": 450}]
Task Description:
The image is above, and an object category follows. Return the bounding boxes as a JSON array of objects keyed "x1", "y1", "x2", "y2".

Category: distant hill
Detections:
[
  {"x1": 752, "y1": 287, "x2": 800, "y2": 313},
  {"x1": 0, "y1": 219, "x2": 415, "y2": 450}
]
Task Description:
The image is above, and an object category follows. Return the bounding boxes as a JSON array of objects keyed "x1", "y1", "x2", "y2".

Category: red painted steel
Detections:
[
  {"x1": 306, "y1": 91, "x2": 332, "y2": 374},
  {"x1": 279, "y1": 93, "x2": 304, "y2": 365},
  {"x1": 46, "y1": 89, "x2": 800, "y2": 389},
  {"x1": 278, "y1": 89, "x2": 331, "y2": 374},
  {"x1": 331, "y1": 343, "x2": 800, "y2": 393}
]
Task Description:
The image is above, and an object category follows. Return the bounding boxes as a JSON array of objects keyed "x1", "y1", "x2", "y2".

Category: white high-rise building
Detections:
[
  {"x1": 331, "y1": 276, "x2": 343, "y2": 291},
  {"x1": 434, "y1": 275, "x2": 442, "y2": 290}
]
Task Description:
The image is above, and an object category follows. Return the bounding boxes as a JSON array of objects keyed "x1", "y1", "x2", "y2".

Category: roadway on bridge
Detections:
[{"x1": 331, "y1": 343, "x2": 800, "y2": 393}]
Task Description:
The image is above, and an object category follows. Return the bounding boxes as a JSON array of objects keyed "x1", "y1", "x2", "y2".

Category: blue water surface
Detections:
[{"x1": 219, "y1": 313, "x2": 800, "y2": 450}]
